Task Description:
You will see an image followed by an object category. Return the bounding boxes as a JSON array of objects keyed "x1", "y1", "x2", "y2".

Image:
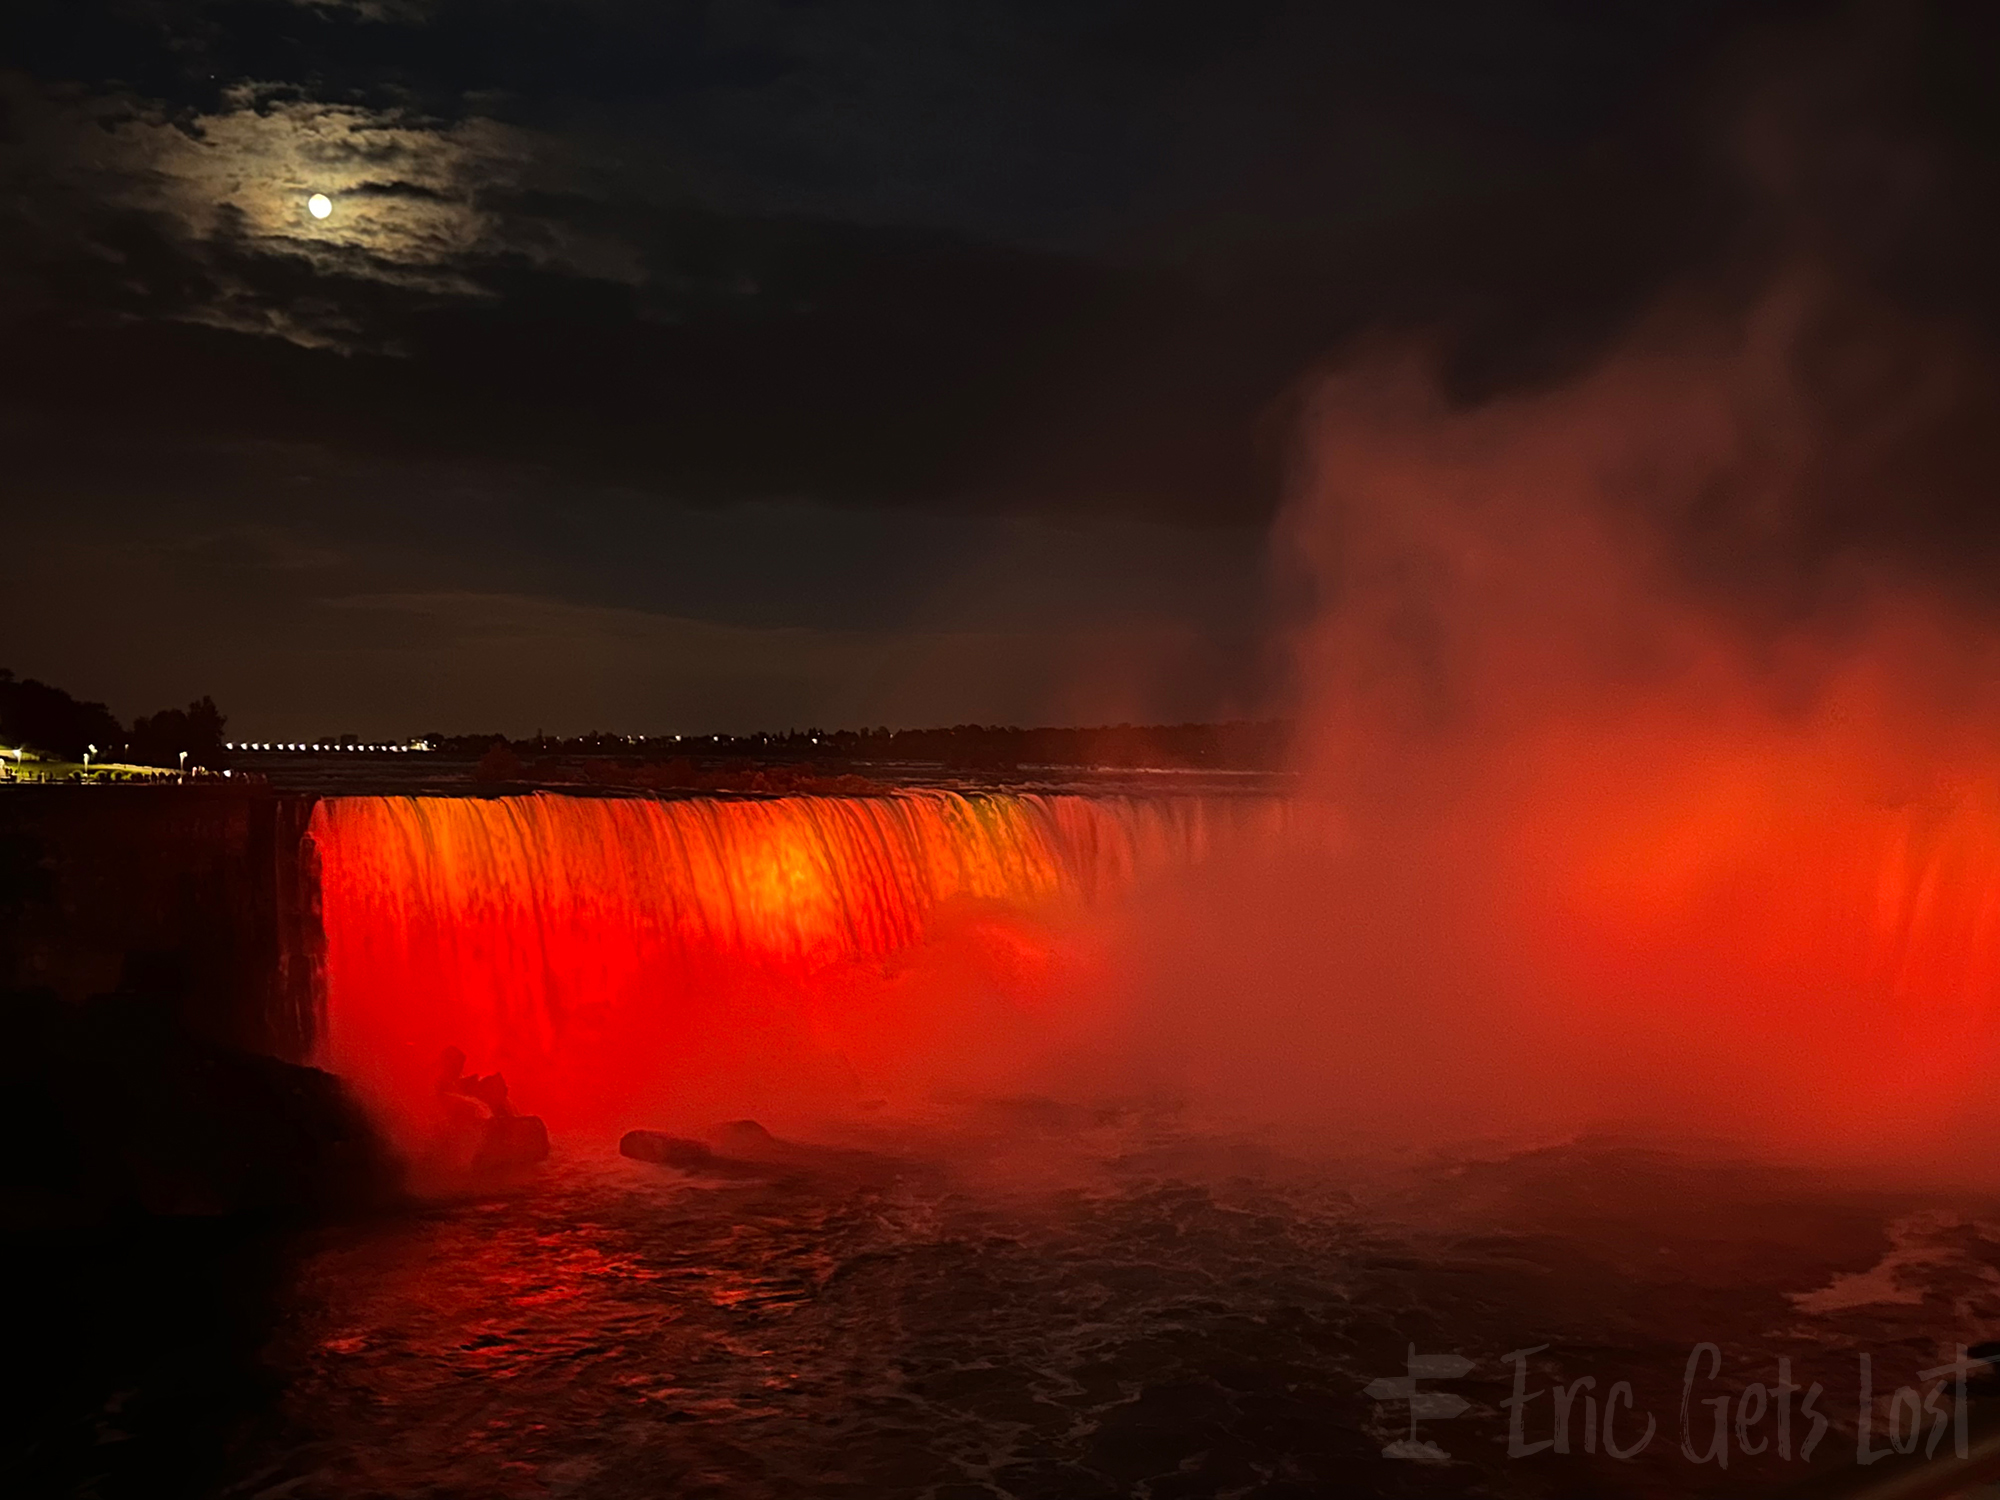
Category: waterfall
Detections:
[{"x1": 309, "y1": 790, "x2": 1263, "y2": 1135}]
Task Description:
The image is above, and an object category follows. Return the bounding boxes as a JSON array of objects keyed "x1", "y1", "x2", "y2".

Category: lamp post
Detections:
[
  {"x1": 178, "y1": 750, "x2": 189, "y2": 777},
  {"x1": 84, "y1": 744, "x2": 96, "y2": 775}
]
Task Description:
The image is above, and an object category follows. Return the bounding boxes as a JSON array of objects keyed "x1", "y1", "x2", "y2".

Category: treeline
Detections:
[
  {"x1": 0, "y1": 669, "x2": 227, "y2": 768},
  {"x1": 439, "y1": 720, "x2": 1291, "y2": 772}
]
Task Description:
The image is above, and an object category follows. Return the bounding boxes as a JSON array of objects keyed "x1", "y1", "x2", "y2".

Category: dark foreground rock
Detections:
[
  {"x1": 0, "y1": 986, "x2": 397, "y2": 1227},
  {"x1": 0, "y1": 985, "x2": 401, "y2": 1498}
]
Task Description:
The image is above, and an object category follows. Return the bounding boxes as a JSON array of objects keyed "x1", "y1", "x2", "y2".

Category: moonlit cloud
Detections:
[{"x1": 5, "y1": 1, "x2": 1995, "y2": 733}]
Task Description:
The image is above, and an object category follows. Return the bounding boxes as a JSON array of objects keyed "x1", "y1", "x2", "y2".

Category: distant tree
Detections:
[
  {"x1": 0, "y1": 668, "x2": 124, "y2": 759},
  {"x1": 128, "y1": 696, "x2": 228, "y2": 769}
]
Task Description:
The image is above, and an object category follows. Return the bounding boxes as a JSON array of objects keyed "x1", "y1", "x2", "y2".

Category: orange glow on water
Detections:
[{"x1": 310, "y1": 791, "x2": 1245, "y2": 1147}]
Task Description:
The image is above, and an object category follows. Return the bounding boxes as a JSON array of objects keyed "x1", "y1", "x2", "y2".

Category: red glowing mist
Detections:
[
  {"x1": 1084, "y1": 285, "x2": 2000, "y2": 1169},
  {"x1": 310, "y1": 790, "x2": 1254, "y2": 1150}
]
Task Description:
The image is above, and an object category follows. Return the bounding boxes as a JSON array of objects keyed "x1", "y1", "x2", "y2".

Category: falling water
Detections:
[{"x1": 309, "y1": 790, "x2": 1264, "y2": 1141}]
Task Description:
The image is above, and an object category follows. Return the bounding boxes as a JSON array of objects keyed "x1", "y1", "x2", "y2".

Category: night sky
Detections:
[{"x1": 3, "y1": 1, "x2": 1994, "y2": 738}]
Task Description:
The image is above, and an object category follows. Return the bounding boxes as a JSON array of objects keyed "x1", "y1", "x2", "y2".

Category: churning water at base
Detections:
[{"x1": 218, "y1": 1123, "x2": 2000, "y2": 1500}]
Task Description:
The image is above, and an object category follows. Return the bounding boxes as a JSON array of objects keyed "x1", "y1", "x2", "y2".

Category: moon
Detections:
[{"x1": 307, "y1": 193, "x2": 333, "y2": 220}]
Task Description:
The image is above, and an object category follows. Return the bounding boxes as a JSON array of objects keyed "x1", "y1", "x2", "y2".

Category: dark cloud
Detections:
[
  {"x1": 4, "y1": 0, "x2": 1995, "y2": 733},
  {"x1": 2, "y1": 0, "x2": 1829, "y2": 523}
]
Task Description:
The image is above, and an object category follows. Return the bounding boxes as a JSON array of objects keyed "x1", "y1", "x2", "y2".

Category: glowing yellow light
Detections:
[{"x1": 307, "y1": 193, "x2": 333, "y2": 220}]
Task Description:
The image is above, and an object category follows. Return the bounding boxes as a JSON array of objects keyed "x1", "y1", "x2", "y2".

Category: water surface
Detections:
[{"x1": 220, "y1": 1126, "x2": 2000, "y2": 1499}]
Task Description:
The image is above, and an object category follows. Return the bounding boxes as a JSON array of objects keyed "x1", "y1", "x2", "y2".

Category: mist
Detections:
[{"x1": 1042, "y1": 268, "x2": 2000, "y2": 1174}]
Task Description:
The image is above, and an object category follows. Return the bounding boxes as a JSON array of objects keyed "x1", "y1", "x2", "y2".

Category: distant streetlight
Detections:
[{"x1": 178, "y1": 750, "x2": 189, "y2": 774}]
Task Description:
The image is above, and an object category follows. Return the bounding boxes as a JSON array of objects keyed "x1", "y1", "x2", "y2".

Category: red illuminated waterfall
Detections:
[
  {"x1": 310, "y1": 791, "x2": 1245, "y2": 1140},
  {"x1": 1534, "y1": 778, "x2": 2000, "y2": 1141}
]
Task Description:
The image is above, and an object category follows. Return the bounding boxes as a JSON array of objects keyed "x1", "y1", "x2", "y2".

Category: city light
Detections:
[{"x1": 221, "y1": 739, "x2": 433, "y2": 754}]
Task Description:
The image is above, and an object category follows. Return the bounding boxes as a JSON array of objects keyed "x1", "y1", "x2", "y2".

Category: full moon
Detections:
[{"x1": 307, "y1": 193, "x2": 332, "y2": 220}]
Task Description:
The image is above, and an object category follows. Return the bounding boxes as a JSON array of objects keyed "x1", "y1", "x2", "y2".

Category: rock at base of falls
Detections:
[
  {"x1": 620, "y1": 1121, "x2": 910, "y2": 1187},
  {"x1": 474, "y1": 1112, "x2": 550, "y2": 1169},
  {"x1": 619, "y1": 1129, "x2": 734, "y2": 1172}
]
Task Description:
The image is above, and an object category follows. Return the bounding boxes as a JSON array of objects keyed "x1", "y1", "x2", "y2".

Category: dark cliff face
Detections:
[
  {"x1": 0, "y1": 986, "x2": 402, "y2": 1500},
  {"x1": 0, "y1": 786, "x2": 322, "y2": 1061},
  {"x1": 0, "y1": 987, "x2": 394, "y2": 1226},
  {"x1": 0, "y1": 789, "x2": 400, "y2": 1498}
]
